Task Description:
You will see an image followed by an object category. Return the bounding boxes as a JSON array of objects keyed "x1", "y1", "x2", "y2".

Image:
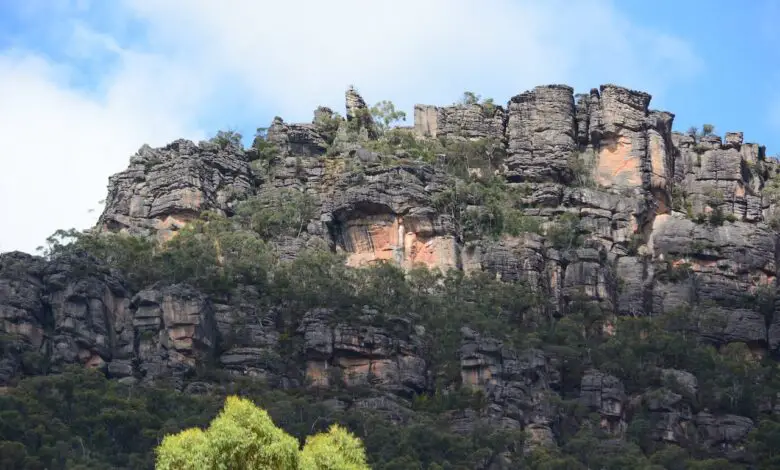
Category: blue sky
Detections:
[{"x1": 0, "y1": 0, "x2": 778, "y2": 254}]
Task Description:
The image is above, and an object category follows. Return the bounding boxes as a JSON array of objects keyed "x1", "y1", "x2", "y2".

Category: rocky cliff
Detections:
[{"x1": 3, "y1": 83, "x2": 780, "y2": 468}]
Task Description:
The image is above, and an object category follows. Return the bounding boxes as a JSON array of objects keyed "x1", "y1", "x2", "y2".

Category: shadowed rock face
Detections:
[
  {"x1": 0, "y1": 252, "x2": 48, "y2": 383},
  {"x1": 505, "y1": 85, "x2": 576, "y2": 183},
  {"x1": 299, "y1": 308, "x2": 427, "y2": 395},
  {"x1": 10, "y1": 83, "x2": 776, "y2": 462},
  {"x1": 131, "y1": 284, "x2": 216, "y2": 384},
  {"x1": 267, "y1": 116, "x2": 328, "y2": 157}
]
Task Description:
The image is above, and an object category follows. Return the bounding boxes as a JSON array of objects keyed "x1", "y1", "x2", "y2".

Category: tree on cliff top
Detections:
[{"x1": 155, "y1": 396, "x2": 369, "y2": 470}]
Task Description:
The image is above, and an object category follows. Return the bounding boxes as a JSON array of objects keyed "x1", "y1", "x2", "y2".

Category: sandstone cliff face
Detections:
[
  {"x1": 321, "y1": 163, "x2": 459, "y2": 269},
  {"x1": 5, "y1": 83, "x2": 777, "y2": 462},
  {"x1": 90, "y1": 82, "x2": 780, "y2": 348},
  {"x1": 97, "y1": 139, "x2": 254, "y2": 242},
  {"x1": 299, "y1": 308, "x2": 427, "y2": 395}
]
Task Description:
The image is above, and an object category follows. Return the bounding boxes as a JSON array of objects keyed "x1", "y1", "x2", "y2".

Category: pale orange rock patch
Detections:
[{"x1": 596, "y1": 136, "x2": 642, "y2": 188}]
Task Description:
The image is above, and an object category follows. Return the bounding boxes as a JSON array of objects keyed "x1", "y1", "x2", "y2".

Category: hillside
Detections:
[{"x1": 2, "y1": 84, "x2": 780, "y2": 469}]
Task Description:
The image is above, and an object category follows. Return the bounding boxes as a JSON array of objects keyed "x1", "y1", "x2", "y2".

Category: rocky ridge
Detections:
[{"x1": 3, "y1": 83, "x2": 780, "y2": 465}]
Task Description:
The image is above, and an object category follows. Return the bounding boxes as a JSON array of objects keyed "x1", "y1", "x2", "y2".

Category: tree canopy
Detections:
[{"x1": 155, "y1": 396, "x2": 369, "y2": 470}]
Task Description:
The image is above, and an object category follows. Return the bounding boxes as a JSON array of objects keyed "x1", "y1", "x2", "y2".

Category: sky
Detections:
[{"x1": 0, "y1": 0, "x2": 778, "y2": 254}]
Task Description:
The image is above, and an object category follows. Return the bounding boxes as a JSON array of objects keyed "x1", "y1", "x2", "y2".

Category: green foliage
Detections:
[
  {"x1": 235, "y1": 188, "x2": 317, "y2": 239},
  {"x1": 157, "y1": 396, "x2": 303, "y2": 469},
  {"x1": 300, "y1": 424, "x2": 369, "y2": 470},
  {"x1": 748, "y1": 418, "x2": 780, "y2": 469},
  {"x1": 249, "y1": 127, "x2": 280, "y2": 174},
  {"x1": 45, "y1": 215, "x2": 272, "y2": 294},
  {"x1": 363, "y1": 128, "x2": 443, "y2": 163},
  {"x1": 566, "y1": 151, "x2": 596, "y2": 187},
  {"x1": 546, "y1": 213, "x2": 584, "y2": 250},
  {"x1": 155, "y1": 428, "x2": 211, "y2": 470},
  {"x1": 687, "y1": 124, "x2": 716, "y2": 141},
  {"x1": 656, "y1": 260, "x2": 693, "y2": 283},
  {"x1": 157, "y1": 397, "x2": 370, "y2": 470},
  {"x1": 369, "y1": 100, "x2": 407, "y2": 134},
  {"x1": 440, "y1": 138, "x2": 505, "y2": 178},
  {"x1": 313, "y1": 110, "x2": 343, "y2": 145},
  {"x1": 459, "y1": 91, "x2": 480, "y2": 106},
  {"x1": 457, "y1": 91, "x2": 497, "y2": 116},
  {"x1": 670, "y1": 185, "x2": 689, "y2": 214},
  {"x1": 0, "y1": 367, "x2": 221, "y2": 469},
  {"x1": 209, "y1": 130, "x2": 243, "y2": 149},
  {"x1": 432, "y1": 177, "x2": 541, "y2": 241}
]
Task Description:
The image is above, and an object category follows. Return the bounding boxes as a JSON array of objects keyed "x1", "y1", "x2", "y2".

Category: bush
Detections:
[
  {"x1": 546, "y1": 213, "x2": 583, "y2": 250},
  {"x1": 210, "y1": 130, "x2": 243, "y2": 149},
  {"x1": 456, "y1": 91, "x2": 498, "y2": 116},
  {"x1": 235, "y1": 188, "x2": 317, "y2": 239},
  {"x1": 566, "y1": 152, "x2": 596, "y2": 187}
]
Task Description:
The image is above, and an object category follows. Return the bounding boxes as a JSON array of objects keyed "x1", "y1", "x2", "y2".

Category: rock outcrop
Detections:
[
  {"x1": 459, "y1": 327, "x2": 559, "y2": 445},
  {"x1": 345, "y1": 86, "x2": 378, "y2": 139},
  {"x1": 299, "y1": 308, "x2": 427, "y2": 395},
  {"x1": 505, "y1": 85, "x2": 577, "y2": 183},
  {"x1": 97, "y1": 139, "x2": 253, "y2": 242},
  {"x1": 322, "y1": 163, "x2": 459, "y2": 269}
]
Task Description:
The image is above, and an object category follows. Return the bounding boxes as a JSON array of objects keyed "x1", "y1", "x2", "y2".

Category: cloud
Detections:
[
  {"x1": 0, "y1": 0, "x2": 702, "y2": 253},
  {"x1": 0, "y1": 47, "x2": 207, "y2": 254},
  {"x1": 122, "y1": 0, "x2": 702, "y2": 116}
]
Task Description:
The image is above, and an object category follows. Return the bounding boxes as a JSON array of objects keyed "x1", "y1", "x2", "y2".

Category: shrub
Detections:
[
  {"x1": 546, "y1": 213, "x2": 583, "y2": 250},
  {"x1": 210, "y1": 130, "x2": 243, "y2": 149},
  {"x1": 235, "y1": 188, "x2": 317, "y2": 239},
  {"x1": 566, "y1": 151, "x2": 595, "y2": 187}
]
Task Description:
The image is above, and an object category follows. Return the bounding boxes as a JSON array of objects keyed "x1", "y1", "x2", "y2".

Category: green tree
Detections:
[
  {"x1": 250, "y1": 127, "x2": 280, "y2": 171},
  {"x1": 300, "y1": 425, "x2": 369, "y2": 470},
  {"x1": 369, "y1": 100, "x2": 407, "y2": 133},
  {"x1": 457, "y1": 92, "x2": 497, "y2": 115},
  {"x1": 210, "y1": 130, "x2": 243, "y2": 149},
  {"x1": 748, "y1": 418, "x2": 780, "y2": 469},
  {"x1": 155, "y1": 396, "x2": 369, "y2": 470},
  {"x1": 459, "y1": 91, "x2": 480, "y2": 106}
]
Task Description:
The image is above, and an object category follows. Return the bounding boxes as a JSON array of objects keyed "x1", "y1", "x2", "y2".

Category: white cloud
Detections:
[
  {"x1": 122, "y1": 0, "x2": 702, "y2": 116},
  {"x1": 0, "y1": 0, "x2": 702, "y2": 254},
  {"x1": 0, "y1": 48, "x2": 207, "y2": 254}
]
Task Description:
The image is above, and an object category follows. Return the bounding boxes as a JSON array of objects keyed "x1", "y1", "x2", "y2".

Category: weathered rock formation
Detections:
[
  {"x1": 4, "y1": 83, "x2": 778, "y2": 464},
  {"x1": 299, "y1": 308, "x2": 427, "y2": 395},
  {"x1": 97, "y1": 139, "x2": 254, "y2": 242}
]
